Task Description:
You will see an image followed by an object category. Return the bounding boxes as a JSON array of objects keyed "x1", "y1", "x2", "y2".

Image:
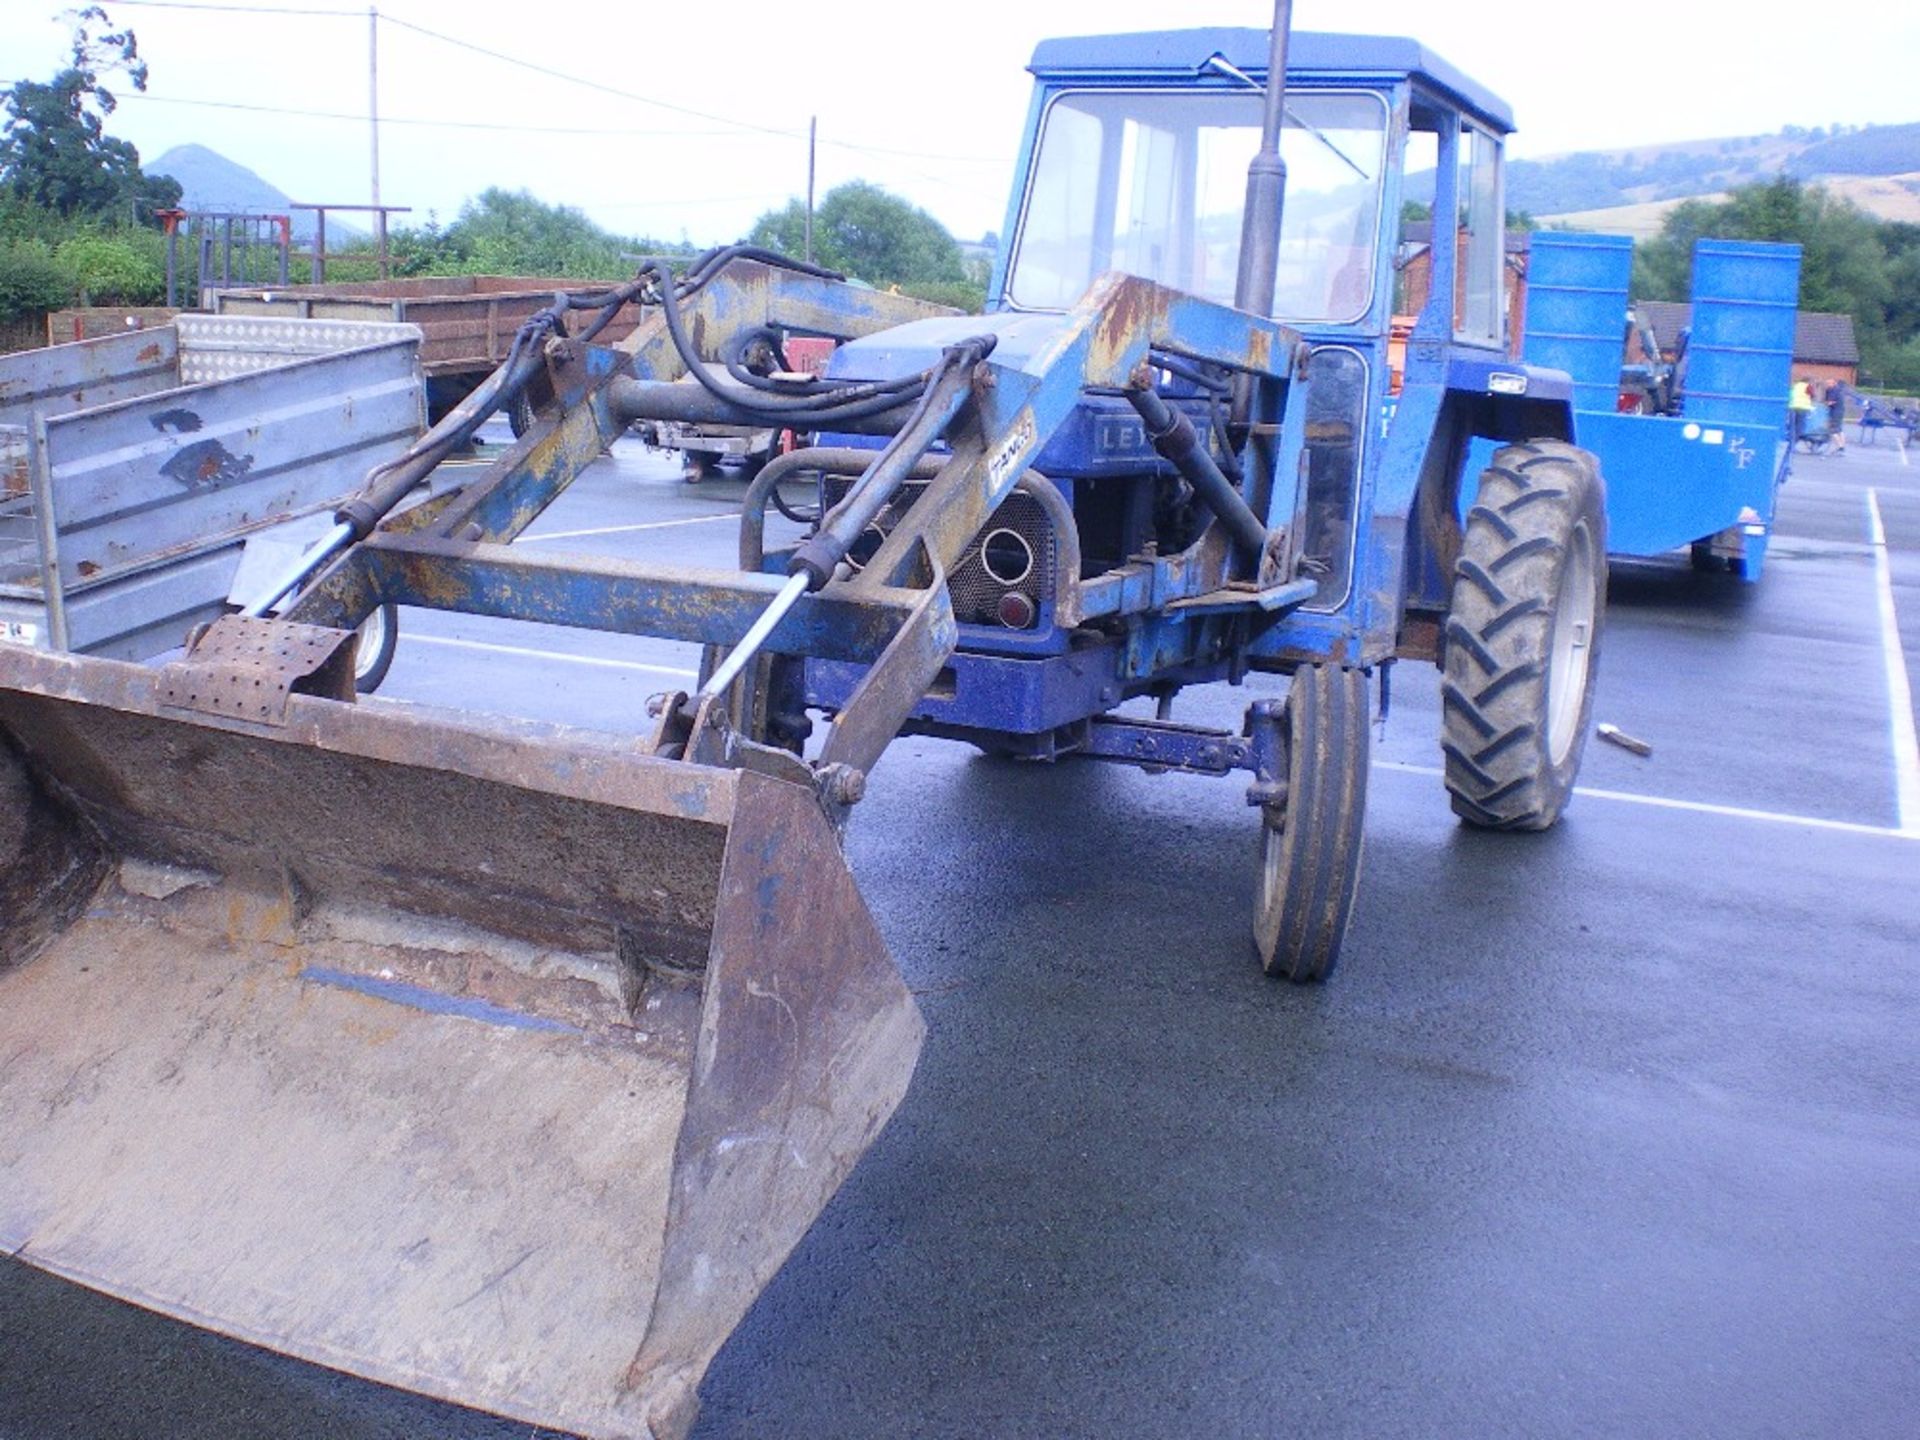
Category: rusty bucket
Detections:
[{"x1": 0, "y1": 639, "x2": 921, "y2": 1440}]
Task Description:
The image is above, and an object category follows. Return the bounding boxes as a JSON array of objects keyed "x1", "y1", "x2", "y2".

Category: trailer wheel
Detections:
[
  {"x1": 1254, "y1": 663, "x2": 1370, "y2": 983},
  {"x1": 353, "y1": 601, "x2": 399, "y2": 695},
  {"x1": 508, "y1": 390, "x2": 537, "y2": 440},
  {"x1": 1442, "y1": 440, "x2": 1606, "y2": 830}
]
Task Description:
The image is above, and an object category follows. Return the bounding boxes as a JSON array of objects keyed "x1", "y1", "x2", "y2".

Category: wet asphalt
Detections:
[{"x1": 2, "y1": 434, "x2": 1917, "y2": 1439}]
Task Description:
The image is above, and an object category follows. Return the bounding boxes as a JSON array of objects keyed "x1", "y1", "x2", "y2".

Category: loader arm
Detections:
[{"x1": 291, "y1": 259, "x2": 1303, "y2": 785}]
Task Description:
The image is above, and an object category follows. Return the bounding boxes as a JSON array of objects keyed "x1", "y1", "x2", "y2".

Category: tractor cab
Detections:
[
  {"x1": 994, "y1": 30, "x2": 1518, "y2": 351},
  {"x1": 984, "y1": 32, "x2": 1569, "y2": 656},
  {"x1": 810, "y1": 33, "x2": 1555, "y2": 705}
]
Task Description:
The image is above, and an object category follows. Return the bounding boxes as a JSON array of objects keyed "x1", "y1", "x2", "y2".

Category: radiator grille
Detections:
[{"x1": 824, "y1": 479, "x2": 1054, "y2": 628}]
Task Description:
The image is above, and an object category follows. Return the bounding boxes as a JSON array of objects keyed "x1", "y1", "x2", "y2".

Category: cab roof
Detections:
[{"x1": 1027, "y1": 29, "x2": 1513, "y2": 134}]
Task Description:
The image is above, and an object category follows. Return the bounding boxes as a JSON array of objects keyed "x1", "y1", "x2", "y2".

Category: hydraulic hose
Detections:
[
  {"x1": 637, "y1": 257, "x2": 945, "y2": 430},
  {"x1": 258, "y1": 280, "x2": 647, "y2": 614},
  {"x1": 1127, "y1": 386, "x2": 1269, "y2": 558},
  {"x1": 785, "y1": 336, "x2": 994, "y2": 590},
  {"x1": 738, "y1": 447, "x2": 949, "y2": 572}
]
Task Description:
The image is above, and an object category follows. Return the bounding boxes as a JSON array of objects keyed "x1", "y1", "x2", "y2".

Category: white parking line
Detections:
[
  {"x1": 1378, "y1": 760, "x2": 1917, "y2": 843},
  {"x1": 1866, "y1": 489, "x2": 1920, "y2": 834},
  {"x1": 517, "y1": 514, "x2": 734, "y2": 544},
  {"x1": 405, "y1": 633, "x2": 698, "y2": 679},
  {"x1": 401, "y1": 617, "x2": 1920, "y2": 843}
]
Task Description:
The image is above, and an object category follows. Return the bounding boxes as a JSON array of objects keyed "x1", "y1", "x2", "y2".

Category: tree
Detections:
[
  {"x1": 0, "y1": 6, "x2": 180, "y2": 222},
  {"x1": 0, "y1": 240, "x2": 71, "y2": 323},
  {"x1": 748, "y1": 181, "x2": 966, "y2": 289},
  {"x1": 1630, "y1": 176, "x2": 1920, "y2": 391},
  {"x1": 386, "y1": 188, "x2": 692, "y2": 280},
  {"x1": 1633, "y1": 177, "x2": 1892, "y2": 320}
]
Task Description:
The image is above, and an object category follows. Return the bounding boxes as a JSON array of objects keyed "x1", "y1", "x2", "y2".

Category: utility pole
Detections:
[
  {"x1": 804, "y1": 115, "x2": 816, "y2": 263},
  {"x1": 368, "y1": 5, "x2": 386, "y2": 277},
  {"x1": 368, "y1": 5, "x2": 382, "y2": 208}
]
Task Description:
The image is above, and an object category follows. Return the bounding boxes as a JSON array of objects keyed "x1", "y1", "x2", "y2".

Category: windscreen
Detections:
[{"x1": 1007, "y1": 89, "x2": 1388, "y2": 324}]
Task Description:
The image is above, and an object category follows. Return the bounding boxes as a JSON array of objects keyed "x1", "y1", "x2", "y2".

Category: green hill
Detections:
[
  {"x1": 1789, "y1": 122, "x2": 1920, "y2": 178},
  {"x1": 1509, "y1": 123, "x2": 1920, "y2": 221},
  {"x1": 148, "y1": 144, "x2": 362, "y2": 242}
]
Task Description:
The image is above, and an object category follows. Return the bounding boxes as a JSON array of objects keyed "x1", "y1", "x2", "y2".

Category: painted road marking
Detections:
[
  {"x1": 1379, "y1": 760, "x2": 1918, "y2": 843},
  {"x1": 1866, "y1": 489, "x2": 1920, "y2": 834},
  {"x1": 401, "y1": 629, "x2": 1919, "y2": 842},
  {"x1": 518, "y1": 513, "x2": 735, "y2": 544},
  {"x1": 405, "y1": 633, "x2": 698, "y2": 679}
]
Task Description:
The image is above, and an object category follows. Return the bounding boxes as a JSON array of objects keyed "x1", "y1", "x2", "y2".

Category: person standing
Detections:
[
  {"x1": 1826, "y1": 380, "x2": 1848, "y2": 454},
  {"x1": 1788, "y1": 377, "x2": 1814, "y2": 447}
]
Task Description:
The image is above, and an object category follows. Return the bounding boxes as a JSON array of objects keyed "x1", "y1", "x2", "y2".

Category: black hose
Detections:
[
  {"x1": 1208, "y1": 387, "x2": 1244, "y2": 485},
  {"x1": 335, "y1": 288, "x2": 584, "y2": 537},
  {"x1": 673, "y1": 244, "x2": 844, "y2": 292},
  {"x1": 724, "y1": 326, "x2": 846, "y2": 396},
  {"x1": 771, "y1": 475, "x2": 821, "y2": 525},
  {"x1": 739, "y1": 447, "x2": 949, "y2": 570},
  {"x1": 638, "y1": 256, "x2": 952, "y2": 430},
  {"x1": 785, "y1": 335, "x2": 994, "y2": 589}
]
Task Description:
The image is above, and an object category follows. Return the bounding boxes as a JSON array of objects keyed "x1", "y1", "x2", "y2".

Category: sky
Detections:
[{"x1": 3, "y1": 0, "x2": 1918, "y2": 245}]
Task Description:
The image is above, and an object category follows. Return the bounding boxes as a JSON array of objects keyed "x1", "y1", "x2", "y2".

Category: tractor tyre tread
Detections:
[
  {"x1": 507, "y1": 390, "x2": 537, "y2": 440},
  {"x1": 1441, "y1": 440, "x2": 1606, "y2": 832},
  {"x1": 1256, "y1": 663, "x2": 1370, "y2": 983}
]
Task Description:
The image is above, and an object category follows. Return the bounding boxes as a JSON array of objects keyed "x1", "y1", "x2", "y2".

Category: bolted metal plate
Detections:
[{"x1": 155, "y1": 613, "x2": 356, "y2": 724}]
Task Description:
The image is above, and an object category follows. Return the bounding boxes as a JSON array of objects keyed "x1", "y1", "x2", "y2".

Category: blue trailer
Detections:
[{"x1": 1519, "y1": 231, "x2": 1802, "y2": 580}]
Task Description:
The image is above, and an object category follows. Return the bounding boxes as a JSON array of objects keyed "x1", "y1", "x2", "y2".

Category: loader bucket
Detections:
[{"x1": 0, "y1": 643, "x2": 921, "y2": 1440}]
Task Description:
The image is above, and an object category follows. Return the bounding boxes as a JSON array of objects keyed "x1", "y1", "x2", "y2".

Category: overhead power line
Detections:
[
  {"x1": 376, "y1": 13, "x2": 803, "y2": 141},
  {"x1": 116, "y1": 94, "x2": 997, "y2": 199},
  {"x1": 103, "y1": 0, "x2": 1007, "y2": 165},
  {"x1": 108, "y1": 0, "x2": 362, "y2": 15},
  {"x1": 120, "y1": 91, "x2": 746, "y2": 138}
]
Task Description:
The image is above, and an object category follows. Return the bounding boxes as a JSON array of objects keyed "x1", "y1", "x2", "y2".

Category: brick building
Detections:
[
  {"x1": 1629, "y1": 299, "x2": 1860, "y2": 390},
  {"x1": 1394, "y1": 221, "x2": 1530, "y2": 353}
]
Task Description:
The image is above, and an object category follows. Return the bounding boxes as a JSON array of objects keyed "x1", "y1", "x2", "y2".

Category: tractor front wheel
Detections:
[
  {"x1": 1441, "y1": 440, "x2": 1607, "y2": 830},
  {"x1": 1253, "y1": 663, "x2": 1371, "y2": 983}
]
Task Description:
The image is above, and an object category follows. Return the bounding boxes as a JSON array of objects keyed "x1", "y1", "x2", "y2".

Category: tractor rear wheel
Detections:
[
  {"x1": 1442, "y1": 440, "x2": 1607, "y2": 830},
  {"x1": 1254, "y1": 663, "x2": 1371, "y2": 983}
]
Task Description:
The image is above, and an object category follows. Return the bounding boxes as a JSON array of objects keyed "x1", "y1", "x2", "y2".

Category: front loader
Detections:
[{"x1": 0, "y1": 11, "x2": 1607, "y2": 1438}]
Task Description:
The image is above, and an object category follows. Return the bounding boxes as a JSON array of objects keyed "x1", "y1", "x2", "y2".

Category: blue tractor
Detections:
[
  {"x1": 788, "y1": 25, "x2": 1610, "y2": 973},
  {"x1": 0, "y1": 12, "x2": 1607, "y2": 1437}
]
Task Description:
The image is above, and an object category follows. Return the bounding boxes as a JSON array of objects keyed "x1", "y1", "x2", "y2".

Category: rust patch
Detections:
[
  {"x1": 1245, "y1": 327, "x2": 1272, "y2": 372},
  {"x1": 138, "y1": 343, "x2": 163, "y2": 364},
  {"x1": 1395, "y1": 612, "x2": 1441, "y2": 663},
  {"x1": 1090, "y1": 277, "x2": 1160, "y2": 381}
]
